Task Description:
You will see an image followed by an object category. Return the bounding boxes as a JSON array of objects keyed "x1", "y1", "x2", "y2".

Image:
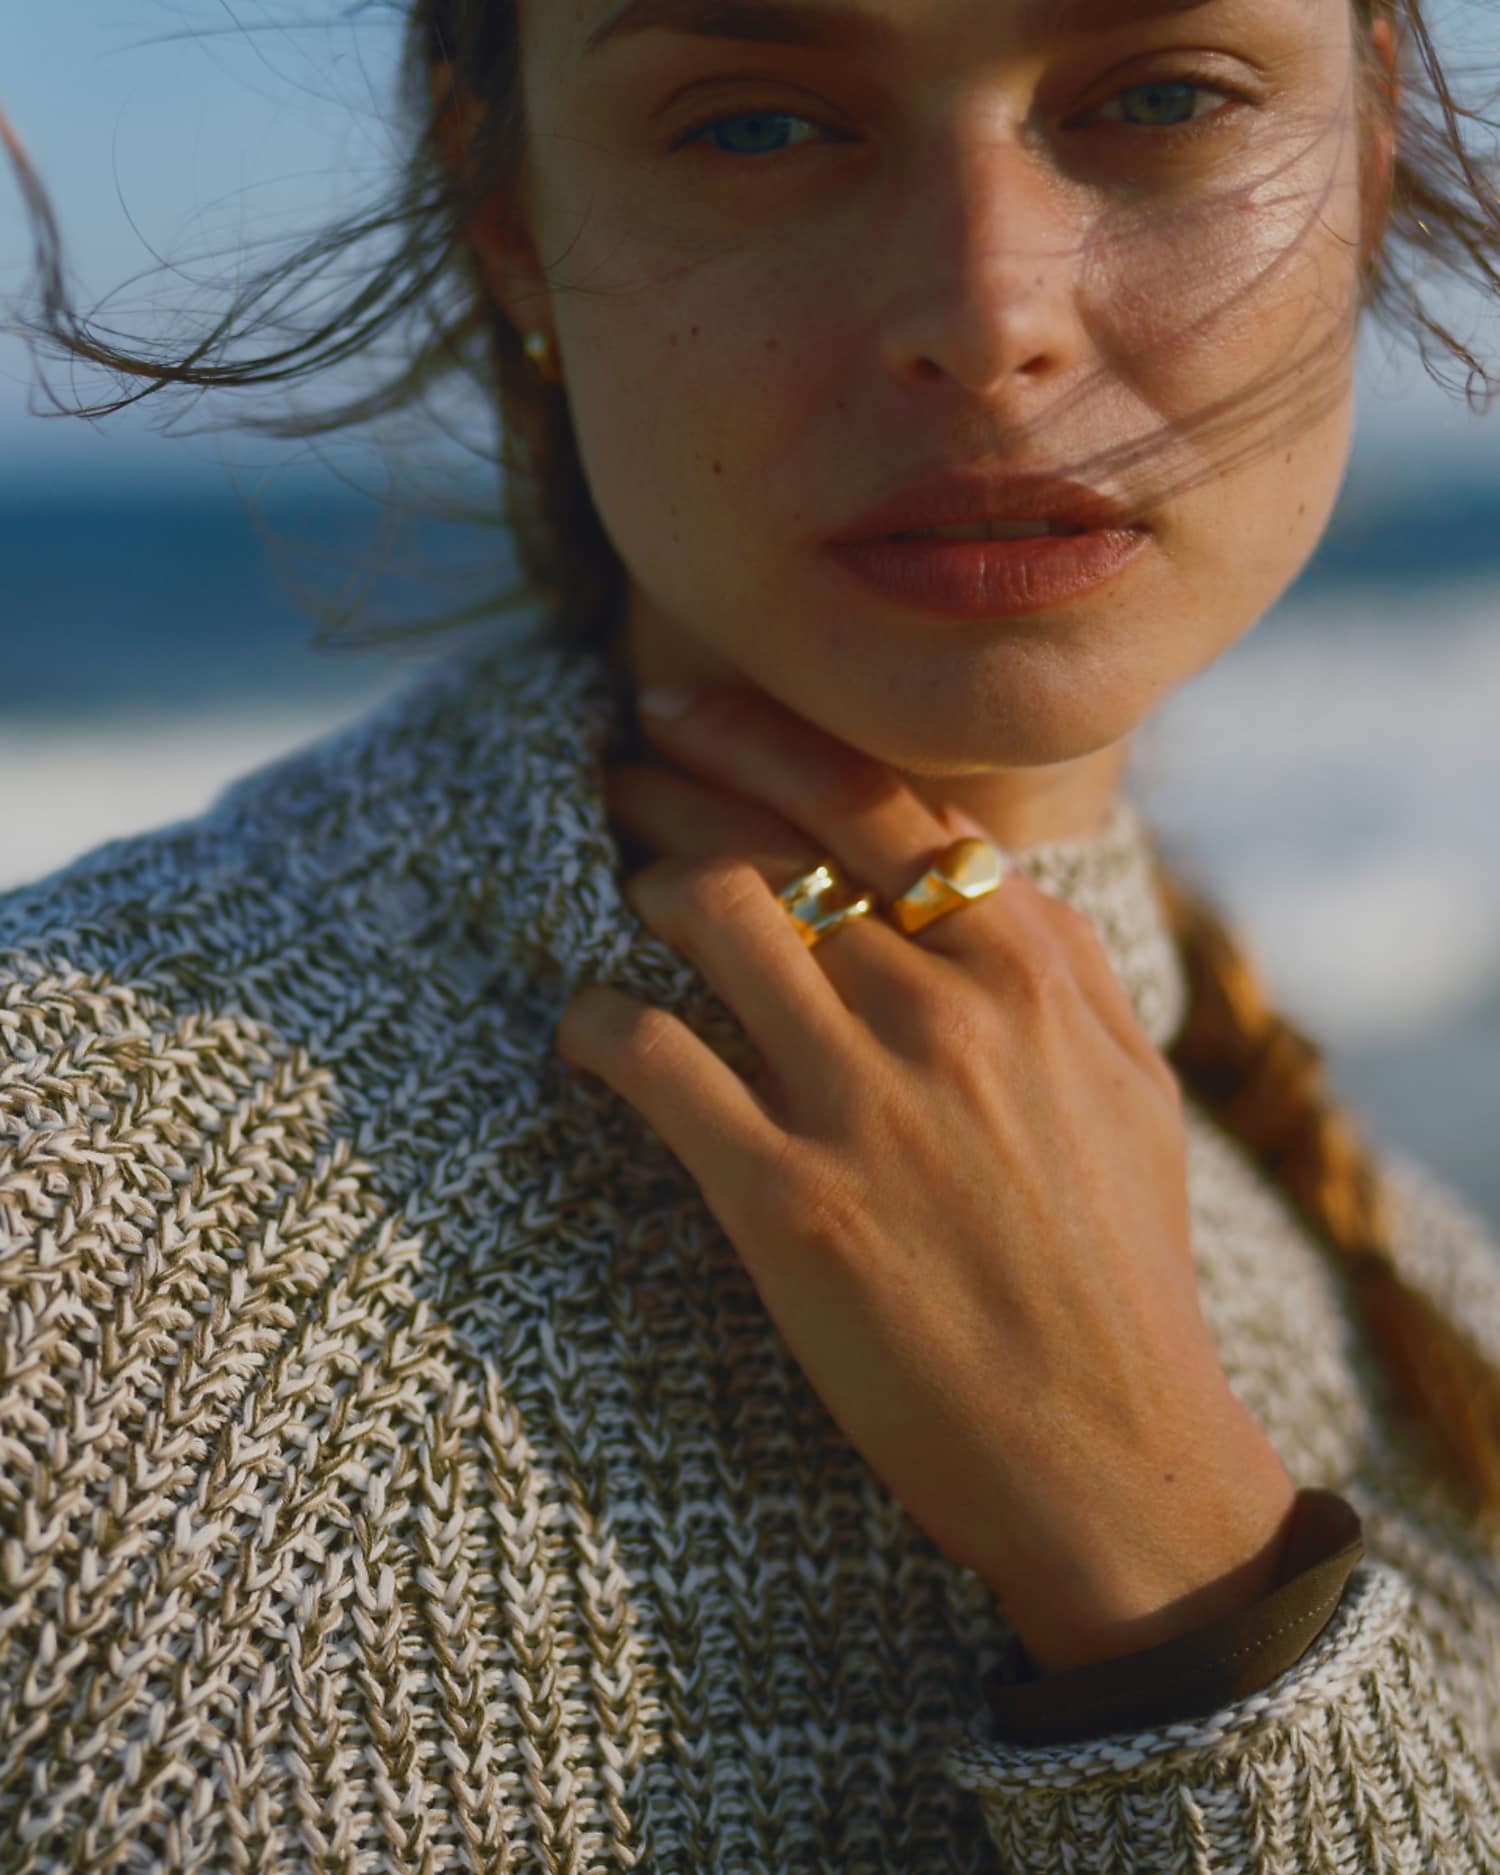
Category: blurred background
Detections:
[{"x1": 2, "y1": 3, "x2": 1497, "y2": 1231}]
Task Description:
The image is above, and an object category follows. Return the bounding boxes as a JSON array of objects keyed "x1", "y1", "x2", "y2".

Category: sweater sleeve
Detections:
[
  {"x1": 982, "y1": 1486, "x2": 1363, "y2": 1746},
  {"x1": 944, "y1": 1550, "x2": 1500, "y2": 1873}
]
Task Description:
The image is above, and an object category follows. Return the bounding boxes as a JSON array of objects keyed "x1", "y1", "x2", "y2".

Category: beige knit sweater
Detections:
[{"x1": 2, "y1": 626, "x2": 1498, "y2": 1873}]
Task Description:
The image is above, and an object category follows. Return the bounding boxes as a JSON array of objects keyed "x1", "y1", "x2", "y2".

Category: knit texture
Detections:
[{"x1": 2, "y1": 626, "x2": 1498, "y2": 1873}]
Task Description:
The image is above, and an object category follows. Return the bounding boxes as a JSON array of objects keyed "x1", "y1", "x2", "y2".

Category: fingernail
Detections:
[{"x1": 638, "y1": 684, "x2": 706, "y2": 721}]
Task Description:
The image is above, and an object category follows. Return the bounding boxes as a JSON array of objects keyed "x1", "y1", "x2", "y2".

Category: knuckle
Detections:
[
  {"x1": 559, "y1": 986, "x2": 676, "y2": 1071},
  {"x1": 1005, "y1": 938, "x2": 1074, "y2": 1013},
  {"x1": 907, "y1": 976, "x2": 992, "y2": 1051},
  {"x1": 681, "y1": 855, "x2": 767, "y2": 923},
  {"x1": 976, "y1": 913, "x2": 1073, "y2": 1016},
  {"x1": 611, "y1": 1000, "x2": 680, "y2": 1071},
  {"x1": 1037, "y1": 950, "x2": 1080, "y2": 1009},
  {"x1": 781, "y1": 1154, "x2": 865, "y2": 1258}
]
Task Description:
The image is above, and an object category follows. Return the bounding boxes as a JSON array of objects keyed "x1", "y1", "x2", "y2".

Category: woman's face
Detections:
[{"x1": 481, "y1": 0, "x2": 1381, "y2": 781}]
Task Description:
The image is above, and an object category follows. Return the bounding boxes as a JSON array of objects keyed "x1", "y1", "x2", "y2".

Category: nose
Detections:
[{"x1": 877, "y1": 124, "x2": 1090, "y2": 400}]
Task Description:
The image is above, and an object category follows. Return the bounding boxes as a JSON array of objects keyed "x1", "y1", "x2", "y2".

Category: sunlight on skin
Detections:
[{"x1": 463, "y1": 0, "x2": 1392, "y2": 847}]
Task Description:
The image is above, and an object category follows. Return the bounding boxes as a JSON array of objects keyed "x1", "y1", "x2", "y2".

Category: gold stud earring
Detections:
[{"x1": 522, "y1": 329, "x2": 563, "y2": 384}]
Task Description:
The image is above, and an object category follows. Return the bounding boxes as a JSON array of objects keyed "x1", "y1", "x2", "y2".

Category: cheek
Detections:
[
  {"x1": 1080, "y1": 107, "x2": 1367, "y2": 443},
  {"x1": 1070, "y1": 115, "x2": 1365, "y2": 622},
  {"x1": 533, "y1": 203, "x2": 744, "y2": 556},
  {"x1": 555, "y1": 279, "x2": 792, "y2": 635},
  {"x1": 563, "y1": 287, "x2": 795, "y2": 556},
  {"x1": 540, "y1": 185, "x2": 844, "y2": 585}
]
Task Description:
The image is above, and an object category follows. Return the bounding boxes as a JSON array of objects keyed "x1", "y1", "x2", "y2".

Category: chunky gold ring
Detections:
[
  {"x1": 887, "y1": 836, "x2": 1007, "y2": 936},
  {"x1": 776, "y1": 858, "x2": 878, "y2": 950},
  {"x1": 776, "y1": 859, "x2": 844, "y2": 925},
  {"x1": 796, "y1": 892, "x2": 878, "y2": 948}
]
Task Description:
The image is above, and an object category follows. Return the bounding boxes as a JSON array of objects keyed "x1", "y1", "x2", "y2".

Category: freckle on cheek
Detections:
[
  {"x1": 766, "y1": 338, "x2": 779, "y2": 352},
  {"x1": 712, "y1": 461, "x2": 723, "y2": 475}
]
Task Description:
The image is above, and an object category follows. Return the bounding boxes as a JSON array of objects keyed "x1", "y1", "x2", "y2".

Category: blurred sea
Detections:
[{"x1": 1, "y1": 466, "x2": 1497, "y2": 1231}]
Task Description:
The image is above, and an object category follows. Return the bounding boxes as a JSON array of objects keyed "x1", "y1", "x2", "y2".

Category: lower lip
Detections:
[{"x1": 823, "y1": 527, "x2": 1149, "y2": 619}]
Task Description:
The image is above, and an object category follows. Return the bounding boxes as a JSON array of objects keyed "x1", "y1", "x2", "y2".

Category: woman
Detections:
[{"x1": 1, "y1": 0, "x2": 1498, "y2": 1867}]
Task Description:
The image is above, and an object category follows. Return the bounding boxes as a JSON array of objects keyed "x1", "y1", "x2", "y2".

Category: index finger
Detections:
[
  {"x1": 636, "y1": 686, "x2": 955, "y2": 908},
  {"x1": 606, "y1": 761, "x2": 820, "y2": 885}
]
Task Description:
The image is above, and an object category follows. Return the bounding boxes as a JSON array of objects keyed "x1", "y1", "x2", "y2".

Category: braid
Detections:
[{"x1": 1147, "y1": 840, "x2": 1500, "y2": 1535}]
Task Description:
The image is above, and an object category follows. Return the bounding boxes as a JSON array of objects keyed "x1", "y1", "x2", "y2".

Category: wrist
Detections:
[{"x1": 986, "y1": 1404, "x2": 1299, "y2": 1677}]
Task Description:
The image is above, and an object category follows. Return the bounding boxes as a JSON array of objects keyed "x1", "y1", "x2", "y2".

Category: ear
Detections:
[
  {"x1": 428, "y1": 60, "x2": 555, "y2": 345},
  {"x1": 1360, "y1": 16, "x2": 1400, "y2": 270}
]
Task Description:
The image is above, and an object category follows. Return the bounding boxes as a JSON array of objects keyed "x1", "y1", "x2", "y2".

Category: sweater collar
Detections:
[{"x1": 408, "y1": 629, "x2": 1188, "y2": 1063}]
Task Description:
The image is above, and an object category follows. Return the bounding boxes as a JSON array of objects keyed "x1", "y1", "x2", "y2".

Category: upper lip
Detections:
[{"x1": 827, "y1": 469, "x2": 1141, "y2": 543}]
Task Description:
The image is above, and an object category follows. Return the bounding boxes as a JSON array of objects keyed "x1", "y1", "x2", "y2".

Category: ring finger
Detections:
[{"x1": 608, "y1": 760, "x2": 965, "y2": 1040}]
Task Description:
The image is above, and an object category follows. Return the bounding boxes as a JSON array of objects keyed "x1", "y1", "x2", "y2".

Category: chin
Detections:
[
  {"x1": 795, "y1": 618, "x2": 1161, "y2": 761},
  {"x1": 821, "y1": 688, "x2": 1144, "y2": 778}
]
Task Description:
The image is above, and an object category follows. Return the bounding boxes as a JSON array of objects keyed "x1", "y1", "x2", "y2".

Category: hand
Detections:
[{"x1": 557, "y1": 682, "x2": 1297, "y2": 1672}]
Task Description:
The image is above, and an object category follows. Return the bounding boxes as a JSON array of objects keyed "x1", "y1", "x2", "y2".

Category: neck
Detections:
[{"x1": 606, "y1": 588, "x2": 1135, "y2": 853}]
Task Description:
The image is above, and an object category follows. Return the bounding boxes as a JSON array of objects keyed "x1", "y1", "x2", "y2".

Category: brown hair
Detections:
[{"x1": 5, "y1": 0, "x2": 1500, "y2": 1528}]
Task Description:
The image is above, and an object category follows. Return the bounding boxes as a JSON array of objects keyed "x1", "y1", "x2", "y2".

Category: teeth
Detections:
[{"x1": 895, "y1": 520, "x2": 1065, "y2": 542}]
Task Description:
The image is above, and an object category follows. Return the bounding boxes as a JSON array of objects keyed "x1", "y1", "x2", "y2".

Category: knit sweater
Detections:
[{"x1": 2, "y1": 623, "x2": 1498, "y2": 1874}]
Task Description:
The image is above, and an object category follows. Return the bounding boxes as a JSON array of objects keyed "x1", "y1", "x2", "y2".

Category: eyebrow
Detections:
[
  {"x1": 584, "y1": 0, "x2": 888, "y2": 58},
  {"x1": 582, "y1": 0, "x2": 1216, "y2": 60}
]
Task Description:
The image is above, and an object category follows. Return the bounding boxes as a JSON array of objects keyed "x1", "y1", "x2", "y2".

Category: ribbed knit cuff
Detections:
[{"x1": 946, "y1": 1561, "x2": 1500, "y2": 1875}]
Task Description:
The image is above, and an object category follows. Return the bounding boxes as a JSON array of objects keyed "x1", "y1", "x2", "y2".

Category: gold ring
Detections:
[
  {"x1": 777, "y1": 858, "x2": 878, "y2": 950},
  {"x1": 795, "y1": 892, "x2": 878, "y2": 948},
  {"x1": 776, "y1": 859, "x2": 844, "y2": 925},
  {"x1": 887, "y1": 836, "x2": 1007, "y2": 936}
]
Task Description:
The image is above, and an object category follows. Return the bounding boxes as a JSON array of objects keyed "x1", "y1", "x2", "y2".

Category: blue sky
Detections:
[
  {"x1": 1, "y1": 1, "x2": 414, "y2": 486},
  {"x1": 3, "y1": 0, "x2": 1497, "y2": 492}
]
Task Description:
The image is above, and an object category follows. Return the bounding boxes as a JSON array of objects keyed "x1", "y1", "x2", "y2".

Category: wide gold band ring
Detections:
[
  {"x1": 776, "y1": 859, "x2": 878, "y2": 949},
  {"x1": 887, "y1": 836, "x2": 1007, "y2": 936}
]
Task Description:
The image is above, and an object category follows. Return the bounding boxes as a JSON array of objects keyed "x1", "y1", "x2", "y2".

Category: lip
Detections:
[
  {"x1": 824, "y1": 529, "x2": 1150, "y2": 619},
  {"x1": 827, "y1": 466, "x2": 1140, "y2": 543}
]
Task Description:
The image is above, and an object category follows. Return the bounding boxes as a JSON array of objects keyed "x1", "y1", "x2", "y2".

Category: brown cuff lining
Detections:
[{"x1": 983, "y1": 1488, "x2": 1364, "y2": 1748}]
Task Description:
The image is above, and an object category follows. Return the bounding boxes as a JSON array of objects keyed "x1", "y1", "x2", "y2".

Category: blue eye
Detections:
[
  {"x1": 1102, "y1": 80, "x2": 1227, "y2": 128},
  {"x1": 676, "y1": 110, "x2": 825, "y2": 158},
  {"x1": 675, "y1": 78, "x2": 1237, "y2": 163}
]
